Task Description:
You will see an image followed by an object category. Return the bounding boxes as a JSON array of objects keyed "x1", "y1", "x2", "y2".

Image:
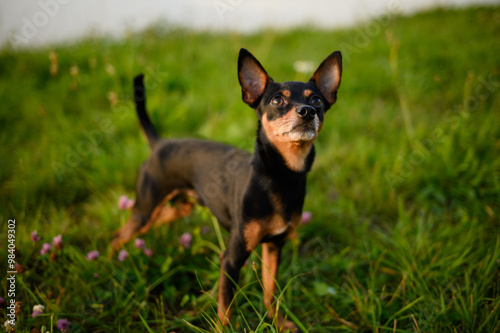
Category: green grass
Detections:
[{"x1": 1, "y1": 6, "x2": 499, "y2": 332}]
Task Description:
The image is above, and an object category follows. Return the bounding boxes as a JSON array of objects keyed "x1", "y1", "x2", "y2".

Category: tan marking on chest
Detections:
[
  {"x1": 244, "y1": 216, "x2": 287, "y2": 252},
  {"x1": 267, "y1": 214, "x2": 288, "y2": 235},
  {"x1": 261, "y1": 114, "x2": 315, "y2": 172},
  {"x1": 272, "y1": 140, "x2": 313, "y2": 172}
]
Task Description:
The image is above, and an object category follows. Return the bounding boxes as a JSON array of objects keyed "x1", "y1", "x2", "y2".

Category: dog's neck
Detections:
[
  {"x1": 244, "y1": 122, "x2": 311, "y2": 221},
  {"x1": 252, "y1": 121, "x2": 316, "y2": 178}
]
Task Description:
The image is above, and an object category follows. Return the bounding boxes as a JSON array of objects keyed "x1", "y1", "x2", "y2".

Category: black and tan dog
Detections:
[{"x1": 112, "y1": 48, "x2": 342, "y2": 331}]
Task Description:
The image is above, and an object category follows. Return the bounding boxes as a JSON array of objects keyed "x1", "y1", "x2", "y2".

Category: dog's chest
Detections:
[
  {"x1": 265, "y1": 212, "x2": 297, "y2": 236},
  {"x1": 243, "y1": 206, "x2": 301, "y2": 251},
  {"x1": 267, "y1": 192, "x2": 302, "y2": 233}
]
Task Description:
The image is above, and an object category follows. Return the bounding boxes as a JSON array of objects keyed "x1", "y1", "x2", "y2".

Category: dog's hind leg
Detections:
[
  {"x1": 112, "y1": 185, "x2": 198, "y2": 252},
  {"x1": 112, "y1": 167, "x2": 171, "y2": 251},
  {"x1": 138, "y1": 189, "x2": 198, "y2": 234}
]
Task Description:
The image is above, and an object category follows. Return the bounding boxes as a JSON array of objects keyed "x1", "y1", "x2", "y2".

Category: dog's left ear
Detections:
[
  {"x1": 238, "y1": 48, "x2": 273, "y2": 108},
  {"x1": 309, "y1": 51, "x2": 342, "y2": 106}
]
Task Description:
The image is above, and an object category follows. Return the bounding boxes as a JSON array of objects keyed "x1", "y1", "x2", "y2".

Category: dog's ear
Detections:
[
  {"x1": 309, "y1": 51, "x2": 342, "y2": 106},
  {"x1": 238, "y1": 48, "x2": 273, "y2": 108}
]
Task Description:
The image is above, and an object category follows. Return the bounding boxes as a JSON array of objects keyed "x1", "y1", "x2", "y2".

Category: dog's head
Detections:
[{"x1": 238, "y1": 48, "x2": 342, "y2": 146}]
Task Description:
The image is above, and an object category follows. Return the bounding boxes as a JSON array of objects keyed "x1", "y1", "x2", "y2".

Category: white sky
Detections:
[{"x1": 0, "y1": 0, "x2": 498, "y2": 49}]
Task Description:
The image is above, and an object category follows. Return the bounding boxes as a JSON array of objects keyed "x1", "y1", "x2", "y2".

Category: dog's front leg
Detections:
[
  {"x1": 262, "y1": 241, "x2": 299, "y2": 332},
  {"x1": 217, "y1": 237, "x2": 251, "y2": 330}
]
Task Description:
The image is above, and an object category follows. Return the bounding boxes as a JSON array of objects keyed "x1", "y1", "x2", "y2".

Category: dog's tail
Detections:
[{"x1": 133, "y1": 74, "x2": 160, "y2": 149}]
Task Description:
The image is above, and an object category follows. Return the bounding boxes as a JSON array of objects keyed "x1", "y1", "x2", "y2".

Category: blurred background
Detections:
[{"x1": 1, "y1": 0, "x2": 499, "y2": 48}]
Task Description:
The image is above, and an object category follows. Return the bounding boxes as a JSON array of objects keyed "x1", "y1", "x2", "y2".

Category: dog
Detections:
[{"x1": 112, "y1": 48, "x2": 342, "y2": 331}]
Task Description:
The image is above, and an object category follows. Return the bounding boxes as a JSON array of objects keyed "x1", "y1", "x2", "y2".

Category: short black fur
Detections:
[{"x1": 113, "y1": 48, "x2": 342, "y2": 332}]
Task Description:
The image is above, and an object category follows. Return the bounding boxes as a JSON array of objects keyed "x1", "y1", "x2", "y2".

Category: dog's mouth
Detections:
[{"x1": 282, "y1": 122, "x2": 319, "y2": 142}]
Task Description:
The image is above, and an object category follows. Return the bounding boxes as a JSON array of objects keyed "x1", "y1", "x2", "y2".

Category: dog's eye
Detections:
[
  {"x1": 311, "y1": 96, "x2": 322, "y2": 107},
  {"x1": 271, "y1": 96, "x2": 284, "y2": 106}
]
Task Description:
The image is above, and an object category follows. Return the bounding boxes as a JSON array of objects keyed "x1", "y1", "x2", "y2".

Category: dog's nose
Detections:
[{"x1": 296, "y1": 106, "x2": 316, "y2": 120}]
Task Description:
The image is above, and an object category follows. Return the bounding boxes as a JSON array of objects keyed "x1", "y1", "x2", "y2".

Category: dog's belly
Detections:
[{"x1": 154, "y1": 139, "x2": 252, "y2": 230}]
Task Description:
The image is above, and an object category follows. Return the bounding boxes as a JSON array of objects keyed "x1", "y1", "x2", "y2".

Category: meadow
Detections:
[{"x1": 0, "y1": 6, "x2": 499, "y2": 332}]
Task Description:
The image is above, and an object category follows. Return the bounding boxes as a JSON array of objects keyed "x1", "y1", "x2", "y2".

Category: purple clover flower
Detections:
[
  {"x1": 179, "y1": 232, "x2": 192, "y2": 249},
  {"x1": 118, "y1": 195, "x2": 135, "y2": 210},
  {"x1": 118, "y1": 250, "x2": 128, "y2": 262},
  {"x1": 134, "y1": 238, "x2": 146, "y2": 249},
  {"x1": 56, "y1": 318, "x2": 71, "y2": 332},
  {"x1": 301, "y1": 211, "x2": 312, "y2": 224},
  {"x1": 118, "y1": 195, "x2": 129, "y2": 210},
  {"x1": 31, "y1": 230, "x2": 41, "y2": 242},
  {"x1": 52, "y1": 234, "x2": 63, "y2": 249},
  {"x1": 86, "y1": 250, "x2": 99, "y2": 261},
  {"x1": 40, "y1": 243, "x2": 52, "y2": 255}
]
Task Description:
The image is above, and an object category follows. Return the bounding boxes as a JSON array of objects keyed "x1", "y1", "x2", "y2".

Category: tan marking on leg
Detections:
[
  {"x1": 112, "y1": 189, "x2": 198, "y2": 252},
  {"x1": 262, "y1": 242, "x2": 279, "y2": 315},
  {"x1": 154, "y1": 200, "x2": 194, "y2": 227},
  {"x1": 138, "y1": 201, "x2": 194, "y2": 234},
  {"x1": 262, "y1": 242, "x2": 299, "y2": 331},
  {"x1": 111, "y1": 215, "x2": 141, "y2": 252},
  {"x1": 217, "y1": 273, "x2": 233, "y2": 327},
  {"x1": 244, "y1": 221, "x2": 263, "y2": 252}
]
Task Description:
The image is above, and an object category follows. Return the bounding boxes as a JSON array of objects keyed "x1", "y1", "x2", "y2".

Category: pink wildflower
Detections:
[
  {"x1": 32, "y1": 310, "x2": 42, "y2": 318},
  {"x1": 118, "y1": 250, "x2": 128, "y2": 262},
  {"x1": 301, "y1": 211, "x2": 312, "y2": 224},
  {"x1": 118, "y1": 195, "x2": 135, "y2": 210},
  {"x1": 118, "y1": 195, "x2": 128, "y2": 210},
  {"x1": 135, "y1": 238, "x2": 146, "y2": 249},
  {"x1": 56, "y1": 318, "x2": 71, "y2": 332},
  {"x1": 52, "y1": 234, "x2": 63, "y2": 249},
  {"x1": 144, "y1": 248, "x2": 153, "y2": 256},
  {"x1": 40, "y1": 243, "x2": 51, "y2": 255},
  {"x1": 179, "y1": 232, "x2": 192, "y2": 249},
  {"x1": 31, "y1": 230, "x2": 41, "y2": 242},
  {"x1": 86, "y1": 250, "x2": 99, "y2": 260}
]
